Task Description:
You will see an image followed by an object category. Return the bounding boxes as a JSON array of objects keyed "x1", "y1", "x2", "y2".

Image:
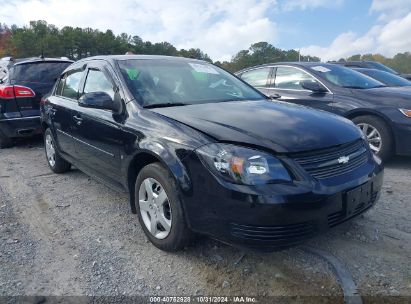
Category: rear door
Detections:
[
  {"x1": 10, "y1": 61, "x2": 72, "y2": 117},
  {"x1": 267, "y1": 66, "x2": 335, "y2": 112},
  {"x1": 49, "y1": 68, "x2": 85, "y2": 158}
]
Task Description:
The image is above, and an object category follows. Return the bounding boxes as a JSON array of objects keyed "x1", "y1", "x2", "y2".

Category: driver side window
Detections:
[
  {"x1": 84, "y1": 69, "x2": 115, "y2": 99},
  {"x1": 274, "y1": 67, "x2": 317, "y2": 90}
]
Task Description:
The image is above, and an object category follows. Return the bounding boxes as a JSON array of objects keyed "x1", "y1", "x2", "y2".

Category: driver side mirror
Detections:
[
  {"x1": 301, "y1": 80, "x2": 327, "y2": 93},
  {"x1": 78, "y1": 92, "x2": 120, "y2": 112}
]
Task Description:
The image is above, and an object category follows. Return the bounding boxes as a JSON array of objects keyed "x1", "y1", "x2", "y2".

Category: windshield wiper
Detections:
[{"x1": 143, "y1": 102, "x2": 188, "y2": 109}]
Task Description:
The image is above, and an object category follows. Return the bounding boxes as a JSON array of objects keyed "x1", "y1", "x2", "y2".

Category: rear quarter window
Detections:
[{"x1": 10, "y1": 62, "x2": 72, "y2": 84}]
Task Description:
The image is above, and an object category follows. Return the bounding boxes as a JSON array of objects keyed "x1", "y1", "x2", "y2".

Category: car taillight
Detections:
[
  {"x1": 0, "y1": 85, "x2": 35, "y2": 99},
  {"x1": 0, "y1": 85, "x2": 15, "y2": 99}
]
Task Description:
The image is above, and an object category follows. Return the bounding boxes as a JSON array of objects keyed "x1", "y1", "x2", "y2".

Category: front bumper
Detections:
[
  {"x1": 0, "y1": 116, "x2": 42, "y2": 138},
  {"x1": 182, "y1": 153, "x2": 384, "y2": 250}
]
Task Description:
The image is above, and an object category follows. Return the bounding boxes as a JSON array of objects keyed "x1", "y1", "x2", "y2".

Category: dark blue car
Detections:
[{"x1": 237, "y1": 62, "x2": 411, "y2": 161}]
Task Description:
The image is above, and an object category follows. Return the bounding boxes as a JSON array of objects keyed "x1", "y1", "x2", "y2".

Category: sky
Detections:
[{"x1": 0, "y1": 0, "x2": 411, "y2": 62}]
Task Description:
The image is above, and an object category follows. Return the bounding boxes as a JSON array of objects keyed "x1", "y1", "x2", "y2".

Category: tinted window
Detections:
[
  {"x1": 84, "y1": 69, "x2": 115, "y2": 99},
  {"x1": 274, "y1": 67, "x2": 317, "y2": 90},
  {"x1": 59, "y1": 70, "x2": 83, "y2": 99},
  {"x1": 10, "y1": 62, "x2": 72, "y2": 83},
  {"x1": 118, "y1": 59, "x2": 263, "y2": 107},
  {"x1": 240, "y1": 68, "x2": 271, "y2": 87},
  {"x1": 310, "y1": 64, "x2": 384, "y2": 89},
  {"x1": 358, "y1": 69, "x2": 411, "y2": 87}
]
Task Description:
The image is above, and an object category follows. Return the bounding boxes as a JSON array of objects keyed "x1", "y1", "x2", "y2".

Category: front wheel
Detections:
[
  {"x1": 352, "y1": 115, "x2": 393, "y2": 161},
  {"x1": 135, "y1": 163, "x2": 192, "y2": 251},
  {"x1": 44, "y1": 128, "x2": 71, "y2": 173}
]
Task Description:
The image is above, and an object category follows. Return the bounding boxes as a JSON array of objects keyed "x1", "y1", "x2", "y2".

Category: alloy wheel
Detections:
[
  {"x1": 357, "y1": 123, "x2": 382, "y2": 153},
  {"x1": 45, "y1": 134, "x2": 56, "y2": 167},
  {"x1": 138, "y1": 178, "x2": 172, "y2": 239}
]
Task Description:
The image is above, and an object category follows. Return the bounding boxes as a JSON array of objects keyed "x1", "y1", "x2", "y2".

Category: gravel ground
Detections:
[{"x1": 0, "y1": 137, "x2": 410, "y2": 302}]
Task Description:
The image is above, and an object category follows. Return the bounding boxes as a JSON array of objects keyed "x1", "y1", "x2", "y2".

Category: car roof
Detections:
[
  {"x1": 236, "y1": 62, "x2": 333, "y2": 74},
  {"x1": 75, "y1": 54, "x2": 207, "y2": 65},
  {"x1": 13, "y1": 57, "x2": 74, "y2": 66}
]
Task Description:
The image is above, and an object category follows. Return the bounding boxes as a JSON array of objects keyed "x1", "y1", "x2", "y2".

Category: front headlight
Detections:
[
  {"x1": 399, "y1": 109, "x2": 411, "y2": 117},
  {"x1": 196, "y1": 143, "x2": 292, "y2": 185}
]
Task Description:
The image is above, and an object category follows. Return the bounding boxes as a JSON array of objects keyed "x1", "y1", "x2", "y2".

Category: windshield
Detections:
[
  {"x1": 368, "y1": 62, "x2": 399, "y2": 75},
  {"x1": 358, "y1": 69, "x2": 411, "y2": 87},
  {"x1": 310, "y1": 64, "x2": 385, "y2": 89},
  {"x1": 10, "y1": 62, "x2": 72, "y2": 84},
  {"x1": 118, "y1": 59, "x2": 263, "y2": 107}
]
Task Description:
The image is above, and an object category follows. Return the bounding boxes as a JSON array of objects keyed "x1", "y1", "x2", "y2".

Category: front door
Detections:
[
  {"x1": 70, "y1": 62, "x2": 124, "y2": 183},
  {"x1": 266, "y1": 66, "x2": 335, "y2": 113}
]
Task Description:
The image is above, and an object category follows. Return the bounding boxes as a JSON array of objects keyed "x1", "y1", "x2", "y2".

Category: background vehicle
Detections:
[
  {"x1": 236, "y1": 62, "x2": 411, "y2": 161},
  {"x1": 0, "y1": 57, "x2": 73, "y2": 148},
  {"x1": 353, "y1": 68, "x2": 411, "y2": 87},
  {"x1": 41, "y1": 55, "x2": 383, "y2": 252},
  {"x1": 330, "y1": 60, "x2": 411, "y2": 81}
]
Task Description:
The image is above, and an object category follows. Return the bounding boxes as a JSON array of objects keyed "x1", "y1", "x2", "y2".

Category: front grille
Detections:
[
  {"x1": 292, "y1": 139, "x2": 368, "y2": 179},
  {"x1": 230, "y1": 221, "x2": 314, "y2": 245},
  {"x1": 327, "y1": 191, "x2": 378, "y2": 227}
]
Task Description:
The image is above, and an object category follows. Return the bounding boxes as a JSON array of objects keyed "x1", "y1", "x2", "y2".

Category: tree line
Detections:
[
  {"x1": 1, "y1": 20, "x2": 411, "y2": 73},
  {"x1": 0, "y1": 21, "x2": 211, "y2": 62}
]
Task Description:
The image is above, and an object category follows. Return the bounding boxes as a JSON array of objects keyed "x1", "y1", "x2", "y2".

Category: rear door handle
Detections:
[{"x1": 73, "y1": 115, "x2": 83, "y2": 125}]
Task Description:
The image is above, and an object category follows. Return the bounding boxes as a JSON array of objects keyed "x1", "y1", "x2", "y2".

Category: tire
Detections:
[
  {"x1": 0, "y1": 130, "x2": 13, "y2": 149},
  {"x1": 44, "y1": 128, "x2": 71, "y2": 173},
  {"x1": 135, "y1": 162, "x2": 192, "y2": 251},
  {"x1": 352, "y1": 115, "x2": 393, "y2": 161}
]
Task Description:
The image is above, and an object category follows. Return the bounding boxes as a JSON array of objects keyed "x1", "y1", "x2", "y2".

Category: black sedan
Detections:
[
  {"x1": 236, "y1": 62, "x2": 411, "y2": 161},
  {"x1": 353, "y1": 68, "x2": 411, "y2": 87},
  {"x1": 41, "y1": 55, "x2": 383, "y2": 251},
  {"x1": 330, "y1": 60, "x2": 411, "y2": 81}
]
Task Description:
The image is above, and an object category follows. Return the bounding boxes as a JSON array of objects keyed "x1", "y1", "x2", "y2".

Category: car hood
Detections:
[
  {"x1": 354, "y1": 87, "x2": 411, "y2": 108},
  {"x1": 151, "y1": 100, "x2": 361, "y2": 153}
]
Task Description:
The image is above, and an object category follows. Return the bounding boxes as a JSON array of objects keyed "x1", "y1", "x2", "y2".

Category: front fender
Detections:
[{"x1": 135, "y1": 139, "x2": 193, "y2": 192}]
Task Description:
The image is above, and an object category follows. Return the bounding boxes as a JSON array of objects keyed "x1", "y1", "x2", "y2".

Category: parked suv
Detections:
[
  {"x1": 0, "y1": 57, "x2": 73, "y2": 148},
  {"x1": 41, "y1": 55, "x2": 383, "y2": 252},
  {"x1": 236, "y1": 62, "x2": 411, "y2": 161}
]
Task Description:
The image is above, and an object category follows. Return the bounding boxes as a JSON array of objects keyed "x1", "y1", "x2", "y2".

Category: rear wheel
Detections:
[
  {"x1": 352, "y1": 115, "x2": 393, "y2": 161},
  {"x1": 0, "y1": 130, "x2": 13, "y2": 149},
  {"x1": 135, "y1": 162, "x2": 192, "y2": 251},
  {"x1": 44, "y1": 128, "x2": 71, "y2": 173}
]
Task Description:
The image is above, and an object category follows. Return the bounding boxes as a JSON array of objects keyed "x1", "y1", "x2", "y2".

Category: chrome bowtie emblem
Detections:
[{"x1": 338, "y1": 156, "x2": 350, "y2": 164}]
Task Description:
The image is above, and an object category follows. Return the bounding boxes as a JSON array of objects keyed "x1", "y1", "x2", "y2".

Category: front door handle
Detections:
[
  {"x1": 268, "y1": 93, "x2": 281, "y2": 99},
  {"x1": 73, "y1": 115, "x2": 83, "y2": 126}
]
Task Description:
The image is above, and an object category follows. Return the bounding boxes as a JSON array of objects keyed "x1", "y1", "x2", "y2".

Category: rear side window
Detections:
[
  {"x1": 240, "y1": 67, "x2": 271, "y2": 87},
  {"x1": 84, "y1": 69, "x2": 115, "y2": 99},
  {"x1": 57, "y1": 70, "x2": 84, "y2": 99},
  {"x1": 10, "y1": 62, "x2": 72, "y2": 83},
  {"x1": 274, "y1": 67, "x2": 317, "y2": 90}
]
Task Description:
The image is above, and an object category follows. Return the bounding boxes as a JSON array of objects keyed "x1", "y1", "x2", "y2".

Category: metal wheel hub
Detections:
[
  {"x1": 138, "y1": 177, "x2": 172, "y2": 240},
  {"x1": 45, "y1": 134, "x2": 56, "y2": 167},
  {"x1": 357, "y1": 123, "x2": 382, "y2": 153}
]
